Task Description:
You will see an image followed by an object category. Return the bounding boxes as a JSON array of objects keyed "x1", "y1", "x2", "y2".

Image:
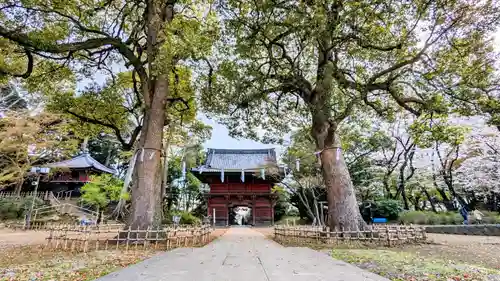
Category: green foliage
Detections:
[
  {"x1": 88, "y1": 134, "x2": 121, "y2": 167},
  {"x1": 373, "y1": 199, "x2": 403, "y2": 221},
  {"x1": 0, "y1": 0, "x2": 216, "y2": 154},
  {"x1": 272, "y1": 186, "x2": 289, "y2": 222},
  {"x1": 409, "y1": 114, "x2": 470, "y2": 148},
  {"x1": 81, "y1": 175, "x2": 127, "y2": 208},
  {"x1": 0, "y1": 111, "x2": 79, "y2": 189},
  {"x1": 163, "y1": 210, "x2": 201, "y2": 225},
  {"x1": 398, "y1": 211, "x2": 500, "y2": 225},
  {"x1": 275, "y1": 216, "x2": 309, "y2": 226},
  {"x1": 202, "y1": 0, "x2": 500, "y2": 146},
  {"x1": 0, "y1": 197, "x2": 47, "y2": 221},
  {"x1": 180, "y1": 212, "x2": 201, "y2": 225}
]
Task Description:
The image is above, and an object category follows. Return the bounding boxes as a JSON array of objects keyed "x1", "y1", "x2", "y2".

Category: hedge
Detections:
[
  {"x1": 398, "y1": 211, "x2": 500, "y2": 225},
  {"x1": 0, "y1": 197, "x2": 49, "y2": 221}
]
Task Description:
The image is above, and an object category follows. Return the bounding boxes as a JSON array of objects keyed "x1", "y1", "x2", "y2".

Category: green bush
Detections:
[
  {"x1": 399, "y1": 211, "x2": 429, "y2": 224},
  {"x1": 162, "y1": 210, "x2": 201, "y2": 225},
  {"x1": 399, "y1": 210, "x2": 500, "y2": 225},
  {"x1": 373, "y1": 199, "x2": 403, "y2": 220},
  {"x1": 0, "y1": 197, "x2": 47, "y2": 221},
  {"x1": 275, "y1": 216, "x2": 309, "y2": 226},
  {"x1": 180, "y1": 212, "x2": 201, "y2": 225}
]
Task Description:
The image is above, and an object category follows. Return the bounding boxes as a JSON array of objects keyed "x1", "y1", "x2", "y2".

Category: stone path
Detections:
[{"x1": 96, "y1": 227, "x2": 388, "y2": 281}]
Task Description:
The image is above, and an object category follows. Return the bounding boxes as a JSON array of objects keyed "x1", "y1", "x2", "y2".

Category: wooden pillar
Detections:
[
  {"x1": 225, "y1": 195, "x2": 230, "y2": 227},
  {"x1": 226, "y1": 204, "x2": 229, "y2": 226},
  {"x1": 252, "y1": 195, "x2": 256, "y2": 226}
]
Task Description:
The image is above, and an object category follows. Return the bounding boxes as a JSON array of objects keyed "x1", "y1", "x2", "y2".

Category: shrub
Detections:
[
  {"x1": 373, "y1": 199, "x2": 403, "y2": 220},
  {"x1": 180, "y1": 212, "x2": 201, "y2": 225},
  {"x1": 0, "y1": 199, "x2": 20, "y2": 220},
  {"x1": 399, "y1": 210, "x2": 500, "y2": 225},
  {"x1": 399, "y1": 211, "x2": 429, "y2": 224},
  {"x1": 162, "y1": 210, "x2": 201, "y2": 225},
  {"x1": 0, "y1": 197, "x2": 47, "y2": 221}
]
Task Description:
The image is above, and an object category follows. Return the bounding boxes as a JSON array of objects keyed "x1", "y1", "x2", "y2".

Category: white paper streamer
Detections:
[
  {"x1": 181, "y1": 161, "x2": 186, "y2": 181},
  {"x1": 221, "y1": 168, "x2": 225, "y2": 183},
  {"x1": 241, "y1": 169, "x2": 245, "y2": 182},
  {"x1": 296, "y1": 159, "x2": 300, "y2": 171},
  {"x1": 260, "y1": 168, "x2": 265, "y2": 180}
]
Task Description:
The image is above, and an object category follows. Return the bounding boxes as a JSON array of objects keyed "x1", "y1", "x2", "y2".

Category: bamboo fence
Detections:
[
  {"x1": 0, "y1": 191, "x2": 50, "y2": 200},
  {"x1": 45, "y1": 224, "x2": 213, "y2": 252},
  {"x1": 274, "y1": 225, "x2": 426, "y2": 246}
]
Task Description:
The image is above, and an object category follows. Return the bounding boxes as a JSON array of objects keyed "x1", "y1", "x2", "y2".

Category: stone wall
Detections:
[{"x1": 424, "y1": 224, "x2": 500, "y2": 236}]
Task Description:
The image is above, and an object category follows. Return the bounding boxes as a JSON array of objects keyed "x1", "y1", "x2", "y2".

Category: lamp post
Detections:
[{"x1": 25, "y1": 166, "x2": 50, "y2": 229}]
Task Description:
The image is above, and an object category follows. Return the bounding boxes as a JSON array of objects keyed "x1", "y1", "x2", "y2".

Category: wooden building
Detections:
[
  {"x1": 192, "y1": 148, "x2": 284, "y2": 226},
  {"x1": 39, "y1": 153, "x2": 115, "y2": 198}
]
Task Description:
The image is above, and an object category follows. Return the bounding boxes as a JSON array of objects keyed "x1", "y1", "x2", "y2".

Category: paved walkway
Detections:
[{"x1": 96, "y1": 227, "x2": 388, "y2": 281}]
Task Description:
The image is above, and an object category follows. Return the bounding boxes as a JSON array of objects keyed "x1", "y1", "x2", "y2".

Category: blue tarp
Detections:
[{"x1": 372, "y1": 217, "x2": 387, "y2": 223}]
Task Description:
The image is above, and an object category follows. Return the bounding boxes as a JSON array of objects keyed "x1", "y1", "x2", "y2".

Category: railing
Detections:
[
  {"x1": 209, "y1": 184, "x2": 271, "y2": 193},
  {"x1": 274, "y1": 225, "x2": 426, "y2": 246},
  {"x1": 0, "y1": 191, "x2": 50, "y2": 200},
  {"x1": 54, "y1": 190, "x2": 73, "y2": 200},
  {"x1": 32, "y1": 203, "x2": 99, "y2": 223},
  {"x1": 48, "y1": 191, "x2": 61, "y2": 205},
  {"x1": 0, "y1": 190, "x2": 74, "y2": 201},
  {"x1": 204, "y1": 191, "x2": 274, "y2": 196}
]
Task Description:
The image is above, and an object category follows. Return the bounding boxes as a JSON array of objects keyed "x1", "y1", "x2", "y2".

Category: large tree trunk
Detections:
[
  {"x1": 311, "y1": 117, "x2": 366, "y2": 231},
  {"x1": 126, "y1": 0, "x2": 173, "y2": 230},
  {"x1": 128, "y1": 79, "x2": 168, "y2": 229}
]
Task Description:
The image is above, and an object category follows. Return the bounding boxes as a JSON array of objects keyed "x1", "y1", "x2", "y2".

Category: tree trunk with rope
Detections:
[
  {"x1": 310, "y1": 107, "x2": 367, "y2": 231},
  {"x1": 126, "y1": 0, "x2": 174, "y2": 230}
]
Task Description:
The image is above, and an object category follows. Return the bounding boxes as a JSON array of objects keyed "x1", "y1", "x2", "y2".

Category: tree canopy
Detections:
[
  {"x1": 201, "y1": 0, "x2": 500, "y2": 230},
  {"x1": 0, "y1": 0, "x2": 218, "y2": 229}
]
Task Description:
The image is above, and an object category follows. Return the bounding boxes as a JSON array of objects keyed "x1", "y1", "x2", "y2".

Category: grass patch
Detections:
[
  {"x1": 331, "y1": 248, "x2": 500, "y2": 281},
  {"x1": 0, "y1": 245, "x2": 158, "y2": 281}
]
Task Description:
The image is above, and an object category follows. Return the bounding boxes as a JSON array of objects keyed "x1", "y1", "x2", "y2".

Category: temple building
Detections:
[
  {"x1": 192, "y1": 148, "x2": 284, "y2": 226},
  {"x1": 39, "y1": 153, "x2": 115, "y2": 198}
]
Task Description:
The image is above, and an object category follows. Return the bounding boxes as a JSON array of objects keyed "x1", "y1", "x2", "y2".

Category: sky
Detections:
[{"x1": 198, "y1": 113, "x2": 284, "y2": 155}]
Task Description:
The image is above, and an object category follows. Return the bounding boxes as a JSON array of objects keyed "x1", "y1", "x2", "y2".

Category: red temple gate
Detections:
[{"x1": 192, "y1": 149, "x2": 283, "y2": 226}]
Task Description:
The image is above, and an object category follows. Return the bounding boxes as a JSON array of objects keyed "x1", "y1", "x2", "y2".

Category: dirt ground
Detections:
[
  {"x1": 0, "y1": 229, "x2": 50, "y2": 250},
  {"x1": 254, "y1": 227, "x2": 500, "y2": 269},
  {"x1": 402, "y1": 233, "x2": 500, "y2": 269}
]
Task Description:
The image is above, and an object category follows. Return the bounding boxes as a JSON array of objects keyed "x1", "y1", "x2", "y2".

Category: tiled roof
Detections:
[
  {"x1": 192, "y1": 148, "x2": 277, "y2": 172},
  {"x1": 45, "y1": 153, "x2": 116, "y2": 174}
]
